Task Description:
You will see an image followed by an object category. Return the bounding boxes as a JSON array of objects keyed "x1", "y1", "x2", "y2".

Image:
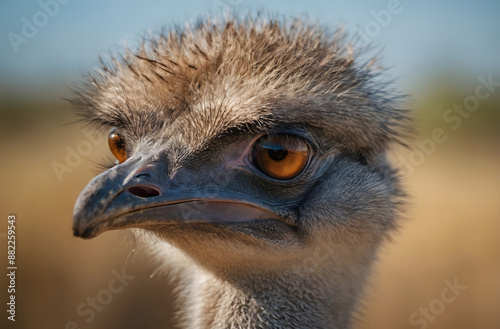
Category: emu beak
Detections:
[{"x1": 72, "y1": 158, "x2": 282, "y2": 239}]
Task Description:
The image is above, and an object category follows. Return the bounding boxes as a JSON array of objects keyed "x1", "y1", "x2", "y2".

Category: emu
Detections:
[{"x1": 72, "y1": 15, "x2": 409, "y2": 329}]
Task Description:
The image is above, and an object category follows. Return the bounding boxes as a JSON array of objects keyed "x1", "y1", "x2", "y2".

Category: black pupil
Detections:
[
  {"x1": 114, "y1": 135, "x2": 125, "y2": 149},
  {"x1": 266, "y1": 144, "x2": 288, "y2": 161}
]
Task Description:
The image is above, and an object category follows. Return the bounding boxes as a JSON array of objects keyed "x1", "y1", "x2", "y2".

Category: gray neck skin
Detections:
[{"x1": 179, "y1": 259, "x2": 372, "y2": 329}]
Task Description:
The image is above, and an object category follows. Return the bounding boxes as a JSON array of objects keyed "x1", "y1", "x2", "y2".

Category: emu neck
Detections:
[{"x1": 182, "y1": 267, "x2": 365, "y2": 329}]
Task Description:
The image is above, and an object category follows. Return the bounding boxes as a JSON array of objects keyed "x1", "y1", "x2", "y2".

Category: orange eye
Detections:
[
  {"x1": 252, "y1": 135, "x2": 310, "y2": 180},
  {"x1": 108, "y1": 128, "x2": 127, "y2": 164}
]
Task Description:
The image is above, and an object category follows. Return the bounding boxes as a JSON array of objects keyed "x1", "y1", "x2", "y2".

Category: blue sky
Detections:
[{"x1": 0, "y1": 0, "x2": 499, "y2": 97}]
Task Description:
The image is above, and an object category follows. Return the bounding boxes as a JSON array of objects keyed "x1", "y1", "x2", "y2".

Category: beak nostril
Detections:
[{"x1": 128, "y1": 185, "x2": 160, "y2": 198}]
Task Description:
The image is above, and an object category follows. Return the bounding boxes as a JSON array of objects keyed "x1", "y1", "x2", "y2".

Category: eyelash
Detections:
[{"x1": 92, "y1": 156, "x2": 118, "y2": 173}]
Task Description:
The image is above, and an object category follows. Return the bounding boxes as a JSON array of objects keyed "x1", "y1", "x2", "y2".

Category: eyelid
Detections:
[
  {"x1": 243, "y1": 131, "x2": 314, "y2": 160},
  {"x1": 265, "y1": 128, "x2": 318, "y2": 153}
]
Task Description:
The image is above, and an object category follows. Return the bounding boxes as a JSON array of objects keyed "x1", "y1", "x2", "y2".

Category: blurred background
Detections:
[{"x1": 0, "y1": 0, "x2": 499, "y2": 328}]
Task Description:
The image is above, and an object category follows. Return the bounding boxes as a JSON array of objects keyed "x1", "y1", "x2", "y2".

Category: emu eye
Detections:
[
  {"x1": 252, "y1": 134, "x2": 310, "y2": 180},
  {"x1": 108, "y1": 128, "x2": 127, "y2": 164}
]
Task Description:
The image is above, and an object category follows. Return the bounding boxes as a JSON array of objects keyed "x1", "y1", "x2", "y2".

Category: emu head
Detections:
[{"x1": 72, "y1": 17, "x2": 408, "y2": 277}]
